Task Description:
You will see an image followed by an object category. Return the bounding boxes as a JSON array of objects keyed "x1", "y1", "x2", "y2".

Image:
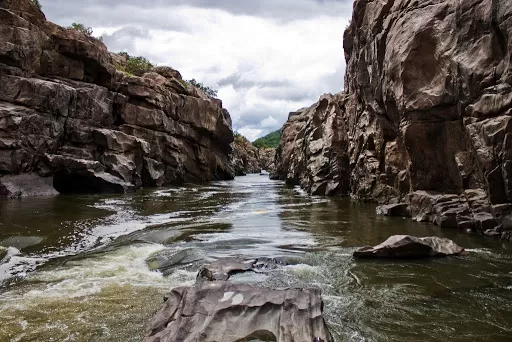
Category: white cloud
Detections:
[
  {"x1": 260, "y1": 116, "x2": 279, "y2": 129},
  {"x1": 41, "y1": 1, "x2": 351, "y2": 140},
  {"x1": 238, "y1": 128, "x2": 263, "y2": 142}
]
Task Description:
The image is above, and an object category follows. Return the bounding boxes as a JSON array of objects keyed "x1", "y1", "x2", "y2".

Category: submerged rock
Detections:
[
  {"x1": 0, "y1": 247, "x2": 7, "y2": 262},
  {"x1": 376, "y1": 203, "x2": 410, "y2": 217},
  {"x1": 144, "y1": 281, "x2": 332, "y2": 342},
  {"x1": 196, "y1": 257, "x2": 287, "y2": 282},
  {"x1": 0, "y1": 236, "x2": 44, "y2": 250},
  {"x1": 0, "y1": 246, "x2": 21, "y2": 264},
  {"x1": 354, "y1": 235, "x2": 465, "y2": 259},
  {"x1": 0, "y1": 174, "x2": 58, "y2": 198},
  {"x1": 146, "y1": 248, "x2": 203, "y2": 275}
]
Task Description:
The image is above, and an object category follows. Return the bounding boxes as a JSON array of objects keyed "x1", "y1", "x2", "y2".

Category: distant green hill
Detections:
[{"x1": 253, "y1": 130, "x2": 281, "y2": 149}]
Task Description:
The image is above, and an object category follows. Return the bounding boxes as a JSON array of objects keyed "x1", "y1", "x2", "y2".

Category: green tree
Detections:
[
  {"x1": 125, "y1": 56, "x2": 154, "y2": 76},
  {"x1": 253, "y1": 130, "x2": 281, "y2": 149},
  {"x1": 188, "y1": 79, "x2": 218, "y2": 98},
  {"x1": 31, "y1": 0, "x2": 41, "y2": 10},
  {"x1": 70, "y1": 23, "x2": 93, "y2": 36}
]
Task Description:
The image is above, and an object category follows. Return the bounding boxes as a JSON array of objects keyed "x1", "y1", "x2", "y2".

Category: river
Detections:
[{"x1": 0, "y1": 175, "x2": 511, "y2": 341}]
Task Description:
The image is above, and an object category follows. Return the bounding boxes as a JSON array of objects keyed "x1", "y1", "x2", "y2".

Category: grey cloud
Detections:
[
  {"x1": 101, "y1": 26, "x2": 152, "y2": 53},
  {"x1": 218, "y1": 73, "x2": 291, "y2": 90},
  {"x1": 234, "y1": 106, "x2": 280, "y2": 129},
  {"x1": 41, "y1": 0, "x2": 353, "y2": 26},
  {"x1": 40, "y1": 1, "x2": 195, "y2": 32},
  {"x1": 257, "y1": 87, "x2": 313, "y2": 102}
]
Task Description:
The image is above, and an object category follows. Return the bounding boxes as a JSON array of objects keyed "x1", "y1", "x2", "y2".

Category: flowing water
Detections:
[{"x1": 0, "y1": 175, "x2": 511, "y2": 342}]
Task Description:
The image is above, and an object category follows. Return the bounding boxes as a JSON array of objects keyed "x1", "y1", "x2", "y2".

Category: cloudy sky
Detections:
[{"x1": 40, "y1": 0, "x2": 352, "y2": 141}]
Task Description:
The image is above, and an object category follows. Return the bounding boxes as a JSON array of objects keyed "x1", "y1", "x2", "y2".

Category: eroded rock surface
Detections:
[
  {"x1": 271, "y1": 94, "x2": 350, "y2": 196},
  {"x1": 232, "y1": 135, "x2": 277, "y2": 175},
  {"x1": 197, "y1": 257, "x2": 287, "y2": 282},
  {"x1": 354, "y1": 235, "x2": 465, "y2": 258},
  {"x1": 144, "y1": 281, "x2": 332, "y2": 342},
  {"x1": 259, "y1": 147, "x2": 276, "y2": 172},
  {"x1": 232, "y1": 135, "x2": 261, "y2": 175},
  {"x1": 273, "y1": 0, "x2": 512, "y2": 238},
  {"x1": 0, "y1": 0, "x2": 234, "y2": 196}
]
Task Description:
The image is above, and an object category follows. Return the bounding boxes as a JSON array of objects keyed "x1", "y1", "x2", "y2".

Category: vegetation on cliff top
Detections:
[
  {"x1": 30, "y1": 0, "x2": 41, "y2": 9},
  {"x1": 70, "y1": 23, "x2": 93, "y2": 36},
  {"x1": 125, "y1": 55, "x2": 154, "y2": 76},
  {"x1": 67, "y1": 22, "x2": 218, "y2": 97},
  {"x1": 253, "y1": 130, "x2": 281, "y2": 149},
  {"x1": 188, "y1": 79, "x2": 218, "y2": 98}
]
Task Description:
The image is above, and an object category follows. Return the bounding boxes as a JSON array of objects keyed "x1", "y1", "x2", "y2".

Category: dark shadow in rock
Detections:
[{"x1": 54, "y1": 171, "x2": 134, "y2": 194}]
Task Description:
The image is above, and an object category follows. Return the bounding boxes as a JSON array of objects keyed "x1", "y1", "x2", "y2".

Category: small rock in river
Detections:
[{"x1": 354, "y1": 235, "x2": 464, "y2": 258}]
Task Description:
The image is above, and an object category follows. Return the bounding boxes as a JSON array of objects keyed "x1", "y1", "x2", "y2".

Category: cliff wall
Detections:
[
  {"x1": 232, "y1": 134, "x2": 276, "y2": 175},
  {"x1": 273, "y1": 0, "x2": 512, "y2": 237},
  {"x1": 0, "y1": 0, "x2": 234, "y2": 196}
]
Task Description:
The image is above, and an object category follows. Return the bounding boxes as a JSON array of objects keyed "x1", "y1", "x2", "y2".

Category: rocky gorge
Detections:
[
  {"x1": 232, "y1": 134, "x2": 275, "y2": 175},
  {"x1": 0, "y1": 0, "x2": 235, "y2": 197},
  {"x1": 273, "y1": 0, "x2": 512, "y2": 240}
]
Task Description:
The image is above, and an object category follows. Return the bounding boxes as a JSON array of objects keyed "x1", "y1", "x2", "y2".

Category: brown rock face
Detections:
[
  {"x1": 274, "y1": 0, "x2": 512, "y2": 237},
  {"x1": 231, "y1": 135, "x2": 276, "y2": 175},
  {"x1": 0, "y1": 0, "x2": 234, "y2": 196},
  {"x1": 232, "y1": 134, "x2": 261, "y2": 175},
  {"x1": 272, "y1": 93, "x2": 350, "y2": 196},
  {"x1": 259, "y1": 147, "x2": 276, "y2": 172}
]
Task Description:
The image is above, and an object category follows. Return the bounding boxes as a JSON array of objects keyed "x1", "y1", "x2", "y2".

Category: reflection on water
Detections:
[{"x1": 0, "y1": 175, "x2": 511, "y2": 341}]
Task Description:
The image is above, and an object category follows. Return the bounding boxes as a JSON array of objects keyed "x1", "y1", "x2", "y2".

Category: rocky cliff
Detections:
[
  {"x1": 232, "y1": 134, "x2": 276, "y2": 175},
  {"x1": 274, "y1": 0, "x2": 512, "y2": 238},
  {"x1": 0, "y1": 0, "x2": 234, "y2": 197},
  {"x1": 232, "y1": 135, "x2": 261, "y2": 175}
]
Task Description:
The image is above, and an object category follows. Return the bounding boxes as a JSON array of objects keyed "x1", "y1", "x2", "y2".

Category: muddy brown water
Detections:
[{"x1": 0, "y1": 175, "x2": 511, "y2": 341}]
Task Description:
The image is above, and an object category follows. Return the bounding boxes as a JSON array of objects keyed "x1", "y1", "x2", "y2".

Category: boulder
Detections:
[
  {"x1": 0, "y1": 246, "x2": 7, "y2": 261},
  {"x1": 144, "y1": 281, "x2": 332, "y2": 342},
  {"x1": 354, "y1": 235, "x2": 465, "y2": 259},
  {"x1": 0, "y1": 174, "x2": 58, "y2": 198},
  {"x1": 376, "y1": 203, "x2": 410, "y2": 217},
  {"x1": 0, "y1": 246, "x2": 20, "y2": 264},
  {"x1": 197, "y1": 257, "x2": 287, "y2": 282}
]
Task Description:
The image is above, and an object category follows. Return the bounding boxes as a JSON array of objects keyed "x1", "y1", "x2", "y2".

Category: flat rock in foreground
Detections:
[
  {"x1": 354, "y1": 235, "x2": 464, "y2": 259},
  {"x1": 144, "y1": 281, "x2": 332, "y2": 342}
]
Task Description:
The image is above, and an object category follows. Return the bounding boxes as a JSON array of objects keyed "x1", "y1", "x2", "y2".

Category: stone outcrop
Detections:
[
  {"x1": 271, "y1": 94, "x2": 350, "y2": 195},
  {"x1": 145, "y1": 260, "x2": 332, "y2": 342},
  {"x1": 354, "y1": 235, "x2": 465, "y2": 258},
  {"x1": 259, "y1": 147, "x2": 276, "y2": 172},
  {"x1": 232, "y1": 135, "x2": 277, "y2": 175},
  {"x1": 273, "y1": 0, "x2": 512, "y2": 238},
  {"x1": 232, "y1": 134, "x2": 261, "y2": 175},
  {"x1": 0, "y1": 0, "x2": 234, "y2": 196}
]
